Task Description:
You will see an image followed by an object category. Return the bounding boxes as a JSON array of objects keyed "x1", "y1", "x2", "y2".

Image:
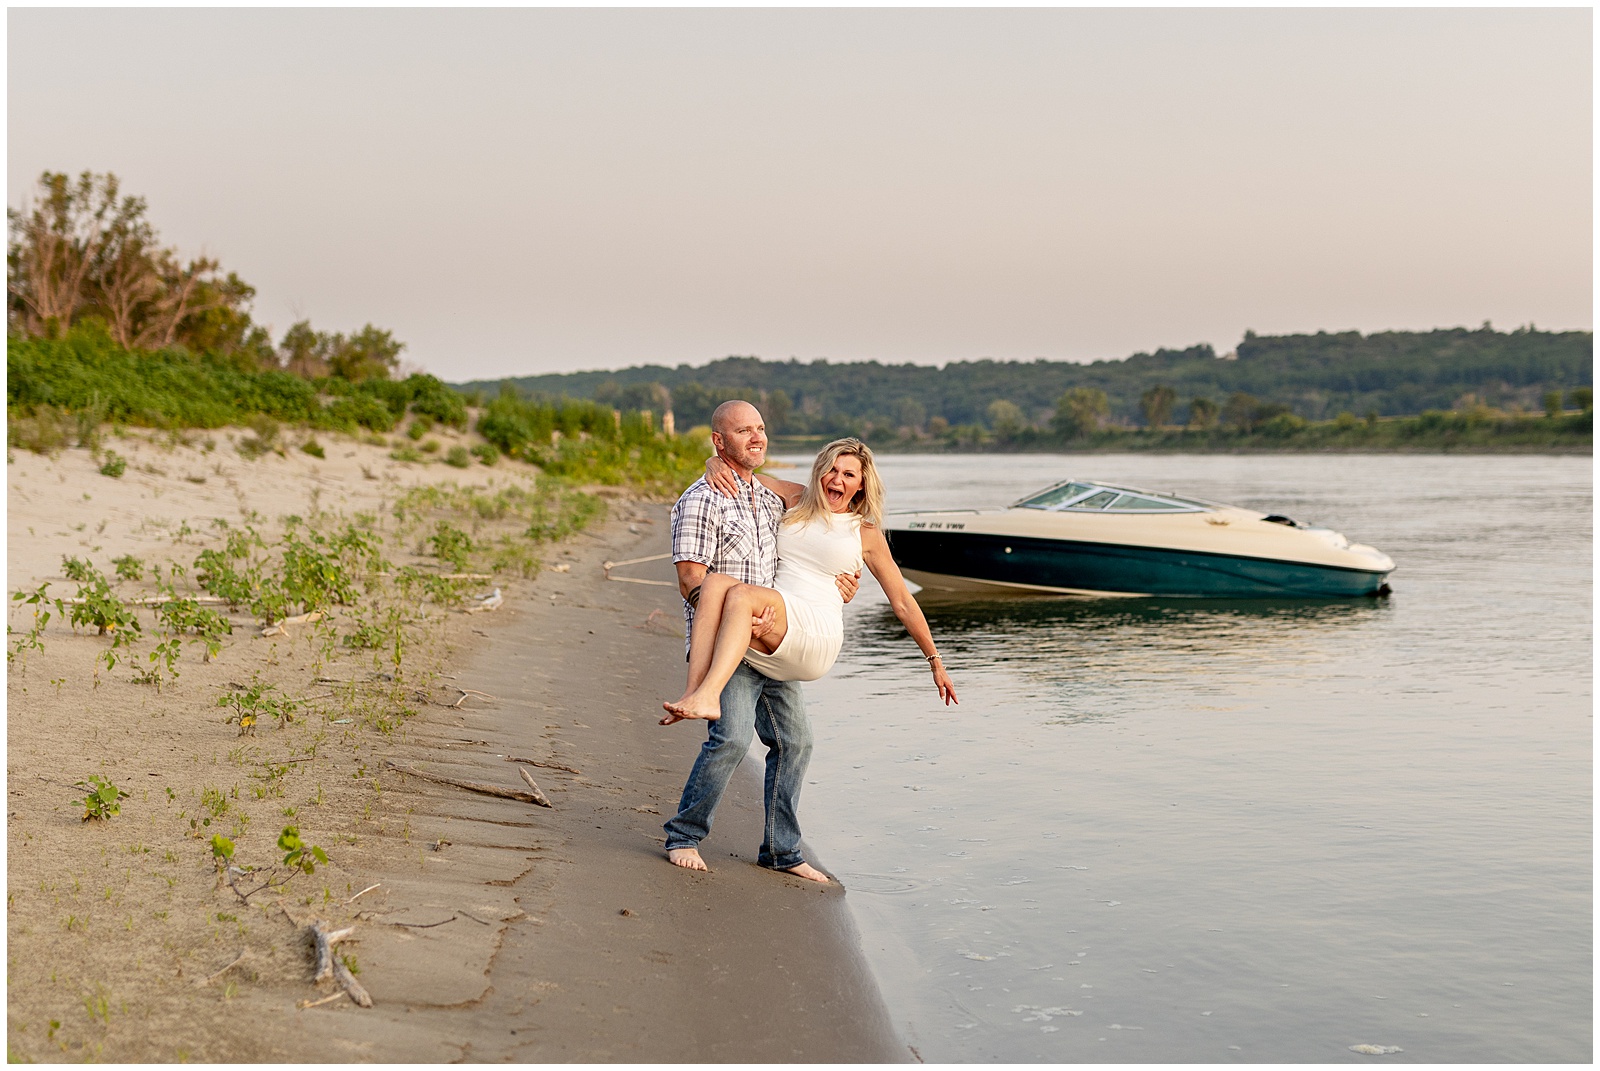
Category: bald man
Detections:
[{"x1": 660, "y1": 400, "x2": 856, "y2": 881}]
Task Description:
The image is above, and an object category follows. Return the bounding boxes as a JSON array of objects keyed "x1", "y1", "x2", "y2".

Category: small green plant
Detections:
[
  {"x1": 300, "y1": 439, "x2": 326, "y2": 459},
  {"x1": 425, "y1": 522, "x2": 475, "y2": 570},
  {"x1": 217, "y1": 679, "x2": 301, "y2": 734},
  {"x1": 154, "y1": 594, "x2": 231, "y2": 661},
  {"x1": 469, "y1": 442, "x2": 499, "y2": 466},
  {"x1": 278, "y1": 826, "x2": 327, "y2": 875},
  {"x1": 111, "y1": 555, "x2": 144, "y2": 582},
  {"x1": 98, "y1": 451, "x2": 127, "y2": 478},
  {"x1": 209, "y1": 834, "x2": 235, "y2": 869},
  {"x1": 73, "y1": 776, "x2": 129, "y2": 821},
  {"x1": 132, "y1": 636, "x2": 183, "y2": 691},
  {"x1": 389, "y1": 444, "x2": 424, "y2": 464},
  {"x1": 405, "y1": 415, "x2": 433, "y2": 441},
  {"x1": 61, "y1": 556, "x2": 95, "y2": 583},
  {"x1": 444, "y1": 444, "x2": 472, "y2": 468},
  {"x1": 9, "y1": 581, "x2": 56, "y2": 669}
]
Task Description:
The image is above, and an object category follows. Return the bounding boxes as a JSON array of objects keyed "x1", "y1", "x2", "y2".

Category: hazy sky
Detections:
[{"x1": 7, "y1": 7, "x2": 1592, "y2": 381}]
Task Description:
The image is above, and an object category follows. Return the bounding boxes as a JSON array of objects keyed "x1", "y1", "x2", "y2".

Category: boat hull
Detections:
[{"x1": 887, "y1": 528, "x2": 1392, "y2": 598}]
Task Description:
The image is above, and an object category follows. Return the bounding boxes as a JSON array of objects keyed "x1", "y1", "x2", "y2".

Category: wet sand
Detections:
[{"x1": 263, "y1": 504, "x2": 906, "y2": 1061}]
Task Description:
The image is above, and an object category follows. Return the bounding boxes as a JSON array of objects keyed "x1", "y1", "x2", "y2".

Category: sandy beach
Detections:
[{"x1": 6, "y1": 429, "x2": 904, "y2": 1063}]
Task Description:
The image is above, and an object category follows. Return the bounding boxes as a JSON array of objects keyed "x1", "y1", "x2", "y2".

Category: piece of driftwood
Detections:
[
  {"x1": 197, "y1": 950, "x2": 247, "y2": 987},
  {"x1": 343, "y1": 883, "x2": 382, "y2": 906},
  {"x1": 307, "y1": 920, "x2": 370, "y2": 1007},
  {"x1": 382, "y1": 760, "x2": 544, "y2": 804},
  {"x1": 261, "y1": 610, "x2": 324, "y2": 637},
  {"x1": 58, "y1": 593, "x2": 228, "y2": 607},
  {"x1": 452, "y1": 687, "x2": 497, "y2": 708},
  {"x1": 333, "y1": 956, "x2": 372, "y2": 1007},
  {"x1": 310, "y1": 921, "x2": 356, "y2": 983},
  {"x1": 603, "y1": 552, "x2": 675, "y2": 586},
  {"x1": 296, "y1": 991, "x2": 346, "y2": 1010},
  {"x1": 517, "y1": 767, "x2": 553, "y2": 808},
  {"x1": 503, "y1": 756, "x2": 582, "y2": 775}
]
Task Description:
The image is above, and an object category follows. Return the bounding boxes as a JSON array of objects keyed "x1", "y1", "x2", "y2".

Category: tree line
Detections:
[{"x1": 462, "y1": 327, "x2": 1592, "y2": 443}]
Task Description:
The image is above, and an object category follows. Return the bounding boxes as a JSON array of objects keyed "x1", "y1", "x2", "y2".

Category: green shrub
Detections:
[
  {"x1": 98, "y1": 451, "x2": 127, "y2": 477},
  {"x1": 470, "y1": 442, "x2": 499, "y2": 466},
  {"x1": 301, "y1": 439, "x2": 326, "y2": 459},
  {"x1": 8, "y1": 405, "x2": 72, "y2": 455},
  {"x1": 444, "y1": 444, "x2": 472, "y2": 468},
  {"x1": 73, "y1": 776, "x2": 129, "y2": 821}
]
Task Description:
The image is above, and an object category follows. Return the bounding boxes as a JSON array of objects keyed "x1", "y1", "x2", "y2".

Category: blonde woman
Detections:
[{"x1": 661, "y1": 438, "x2": 958, "y2": 725}]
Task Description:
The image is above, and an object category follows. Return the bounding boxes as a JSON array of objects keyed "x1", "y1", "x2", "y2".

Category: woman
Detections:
[{"x1": 661, "y1": 437, "x2": 957, "y2": 724}]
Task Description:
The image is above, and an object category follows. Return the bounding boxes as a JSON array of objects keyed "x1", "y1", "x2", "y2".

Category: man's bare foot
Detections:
[
  {"x1": 782, "y1": 861, "x2": 829, "y2": 883},
  {"x1": 661, "y1": 696, "x2": 721, "y2": 722},
  {"x1": 667, "y1": 847, "x2": 708, "y2": 872}
]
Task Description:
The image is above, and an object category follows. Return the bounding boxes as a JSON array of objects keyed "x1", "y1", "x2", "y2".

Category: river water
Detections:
[{"x1": 784, "y1": 453, "x2": 1591, "y2": 1063}]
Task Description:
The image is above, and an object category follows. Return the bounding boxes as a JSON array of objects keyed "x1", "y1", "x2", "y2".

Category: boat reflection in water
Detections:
[
  {"x1": 842, "y1": 594, "x2": 1392, "y2": 724},
  {"x1": 884, "y1": 479, "x2": 1395, "y2": 598}
]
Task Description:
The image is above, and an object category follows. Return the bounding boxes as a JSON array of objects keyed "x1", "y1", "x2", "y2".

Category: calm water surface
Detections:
[{"x1": 784, "y1": 453, "x2": 1591, "y2": 1063}]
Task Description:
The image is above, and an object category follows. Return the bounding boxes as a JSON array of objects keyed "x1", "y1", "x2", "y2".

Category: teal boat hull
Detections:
[{"x1": 886, "y1": 529, "x2": 1392, "y2": 598}]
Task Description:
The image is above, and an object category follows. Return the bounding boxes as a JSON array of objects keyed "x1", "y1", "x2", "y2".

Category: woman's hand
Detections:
[
  {"x1": 705, "y1": 454, "x2": 742, "y2": 498},
  {"x1": 931, "y1": 660, "x2": 958, "y2": 705}
]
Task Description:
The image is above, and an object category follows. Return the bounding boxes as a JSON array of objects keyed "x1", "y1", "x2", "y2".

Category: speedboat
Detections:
[{"x1": 883, "y1": 479, "x2": 1394, "y2": 598}]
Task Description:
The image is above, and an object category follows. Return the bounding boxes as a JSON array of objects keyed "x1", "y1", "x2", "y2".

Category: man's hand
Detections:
[
  {"x1": 705, "y1": 454, "x2": 742, "y2": 498},
  {"x1": 835, "y1": 570, "x2": 861, "y2": 604},
  {"x1": 749, "y1": 604, "x2": 777, "y2": 644}
]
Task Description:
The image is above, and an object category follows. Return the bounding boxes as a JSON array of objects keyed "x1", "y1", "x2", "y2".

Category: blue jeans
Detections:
[{"x1": 663, "y1": 662, "x2": 812, "y2": 870}]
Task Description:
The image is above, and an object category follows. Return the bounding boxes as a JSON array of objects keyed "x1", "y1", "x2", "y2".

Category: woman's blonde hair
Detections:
[{"x1": 783, "y1": 438, "x2": 884, "y2": 529}]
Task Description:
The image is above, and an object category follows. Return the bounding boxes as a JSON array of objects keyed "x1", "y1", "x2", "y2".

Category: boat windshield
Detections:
[
  {"x1": 1015, "y1": 481, "x2": 1212, "y2": 513},
  {"x1": 1015, "y1": 482, "x2": 1098, "y2": 509}
]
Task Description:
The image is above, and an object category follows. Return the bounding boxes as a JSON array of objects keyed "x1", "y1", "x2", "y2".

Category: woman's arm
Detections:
[
  {"x1": 859, "y1": 525, "x2": 958, "y2": 705},
  {"x1": 704, "y1": 455, "x2": 805, "y2": 508}
]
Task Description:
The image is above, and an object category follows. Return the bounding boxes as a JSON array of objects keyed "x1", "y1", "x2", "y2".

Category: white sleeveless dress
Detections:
[{"x1": 740, "y1": 511, "x2": 863, "y2": 683}]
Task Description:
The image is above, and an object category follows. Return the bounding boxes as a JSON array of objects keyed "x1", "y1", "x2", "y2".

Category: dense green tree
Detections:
[
  {"x1": 1139, "y1": 384, "x2": 1177, "y2": 427},
  {"x1": 1568, "y1": 387, "x2": 1593, "y2": 411},
  {"x1": 1188, "y1": 397, "x2": 1219, "y2": 429},
  {"x1": 1053, "y1": 387, "x2": 1109, "y2": 439},
  {"x1": 986, "y1": 399, "x2": 1027, "y2": 441},
  {"x1": 1543, "y1": 390, "x2": 1563, "y2": 417}
]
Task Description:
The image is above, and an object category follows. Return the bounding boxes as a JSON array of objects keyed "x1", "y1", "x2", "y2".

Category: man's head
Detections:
[{"x1": 709, "y1": 400, "x2": 767, "y2": 476}]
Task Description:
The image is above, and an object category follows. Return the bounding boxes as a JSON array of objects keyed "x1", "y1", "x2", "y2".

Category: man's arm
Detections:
[{"x1": 676, "y1": 560, "x2": 708, "y2": 604}]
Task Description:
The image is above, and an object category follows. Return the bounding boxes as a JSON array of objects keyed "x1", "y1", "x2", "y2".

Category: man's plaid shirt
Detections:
[{"x1": 671, "y1": 474, "x2": 786, "y2": 655}]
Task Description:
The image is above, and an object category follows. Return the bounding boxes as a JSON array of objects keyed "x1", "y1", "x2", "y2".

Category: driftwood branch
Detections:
[
  {"x1": 307, "y1": 919, "x2": 371, "y2": 1007},
  {"x1": 333, "y1": 955, "x2": 372, "y2": 1007},
  {"x1": 517, "y1": 766, "x2": 552, "y2": 808},
  {"x1": 197, "y1": 950, "x2": 247, "y2": 987},
  {"x1": 382, "y1": 760, "x2": 544, "y2": 804},
  {"x1": 503, "y1": 756, "x2": 582, "y2": 775},
  {"x1": 603, "y1": 553, "x2": 675, "y2": 586},
  {"x1": 452, "y1": 688, "x2": 497, "y2": 708},
  {"x1": 58, "y1": 593, "x2": 229, "y2": 607},
  {"x1": 261, "y1": 610, "x2": 324, "y2": 637},
  {"x1": 343, "y1": 883, "x2": 382, "y2": 906},
  {"x1": 310, "y1": 921, "x2": 355, "y2": 983}
]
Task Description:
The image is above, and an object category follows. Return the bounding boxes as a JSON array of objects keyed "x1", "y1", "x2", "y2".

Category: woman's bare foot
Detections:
[
  {"x1": 667, "y1": 847, "x2": 708, "y2": 871},
  {"x1": 782, "y1": 861, "x2": 829, "y2": 883},
  {"x1": 661, "y1": 695, "x2": 722, "y2": 722}
]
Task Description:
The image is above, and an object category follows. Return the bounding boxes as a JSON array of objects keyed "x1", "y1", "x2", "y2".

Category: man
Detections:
[{"x1": 660, "y1": 400, "x2": 856, "y2": 882}]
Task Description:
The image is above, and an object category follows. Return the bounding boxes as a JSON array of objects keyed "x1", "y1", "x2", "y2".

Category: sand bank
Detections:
[{"x1": 6, "y1": 430, "x2": 903, "y2": 1062}]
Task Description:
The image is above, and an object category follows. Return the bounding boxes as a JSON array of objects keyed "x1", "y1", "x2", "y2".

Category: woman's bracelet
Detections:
[{"x1": 925, "y1": 651, "x2": 943, "y2": 664}]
